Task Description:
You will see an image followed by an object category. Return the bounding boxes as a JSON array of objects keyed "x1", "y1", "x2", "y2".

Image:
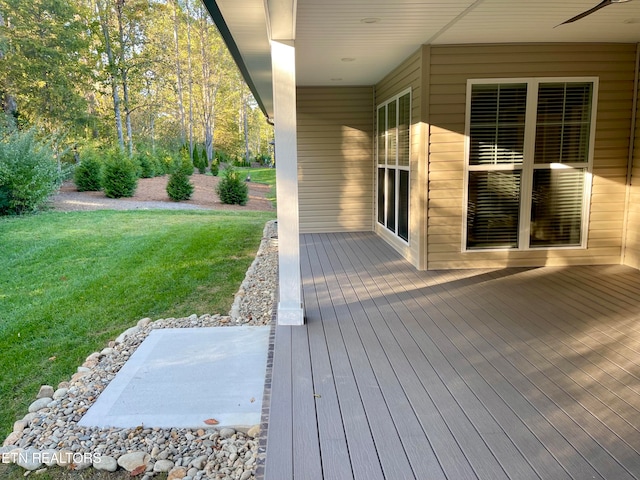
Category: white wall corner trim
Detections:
[{"x1": 272, "y1": 40, "x2": 304, "y2": 326}]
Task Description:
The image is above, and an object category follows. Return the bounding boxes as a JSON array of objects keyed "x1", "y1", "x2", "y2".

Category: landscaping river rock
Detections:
[{"x1": 1, "y1": 221, "x2": 278, "y2": 480}]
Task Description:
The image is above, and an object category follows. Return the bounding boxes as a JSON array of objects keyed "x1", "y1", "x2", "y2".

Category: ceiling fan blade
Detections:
[{"x1": 557, "y1": 0, "x2": 613, "y2": 26}]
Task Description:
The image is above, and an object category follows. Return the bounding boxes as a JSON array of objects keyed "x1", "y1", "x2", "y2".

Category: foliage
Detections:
[
  {"x1": 102, "y1": 152, "x2": 138, "y2": 198},
  {"x1": 179, "y1": 152, "x2": 194, "y2": 176},
  {"x1": 254, "y1": 153, "x2": 272, "y2": 166},
  {"x1": 233, "y1": 156, "x2": 251, "y2": 168},
  {"x1": 0, "y1": 0, "x2": 273, "y2": 177},
  {"x1": 215, "y1": 150, "x2": 230, "y2": 164},
  {"x1": 0, "y1": 210, "x2": 275, "y2": 439},
  {"x1": 238, "y1": 167, "x2": 276, "y2": 206},
  {"x1": 192, "y1": 147, "x2": 206, "y2": 174},
  {"x1": 216, "y1": 166, "x2": 248, "y2": 206},
  {"x1": 166, "y1": 168, "x2": 193, "y2": 201},
  {"x1": 0, "y1": 126, "x2": 64, "y2": 215},
  {"x1": 0, "y1": 0, "x2": 95, "y2": 134},
  {"x1": 73, "y1": 156, "x2": 103, "y2": 192},
  {"x1": 159, "y1": 154, "x2": 178, "y2": 175},
  {"x1": 136, "y1": 152, "x2": 156, "y2": 178},
  {"x1": 210, "y1": 160, "x2": 219, "y2": 177}
]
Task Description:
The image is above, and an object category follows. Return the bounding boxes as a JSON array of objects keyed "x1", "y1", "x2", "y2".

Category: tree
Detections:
[
  {"x1": 0, "y1": 0, "x2": 94, "y2": 133},
  {"x1": 94, "y1": 0, "x2": 125, "y2": 151},
  {"x1": 0, "y1": 0, "x2": 273, "y2": 158}
]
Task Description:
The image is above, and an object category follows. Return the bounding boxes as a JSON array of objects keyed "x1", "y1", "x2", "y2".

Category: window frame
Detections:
[
  {"x1": 376, "y1": 87, "x2": 412, "y2": 244},
  {"x1": 462, "y1": 77, "x2": 598, "y2": 252}
]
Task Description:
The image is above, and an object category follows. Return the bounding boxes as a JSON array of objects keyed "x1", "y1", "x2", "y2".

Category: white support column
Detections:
[{"x1": 271, "y1": 40, "x2": 304, "y2": 326}]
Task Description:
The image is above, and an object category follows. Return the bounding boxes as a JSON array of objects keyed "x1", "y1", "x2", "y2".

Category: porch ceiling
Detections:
[{"x1": 206, "y1": 0, "x2": 640, "y2": 117}]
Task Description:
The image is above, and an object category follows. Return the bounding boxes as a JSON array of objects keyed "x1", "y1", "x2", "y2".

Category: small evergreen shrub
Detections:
[
  {"x1": 234, "y1": 157, "x2": 251, "y2": 168},
  {"x1": 0, "y1": 127, "x2": 64, "y2": 215},
  {"x1": 160, "y1": 155, "x2": 177, "y2": 174},
  {"x1": 210, "y1": 161, "x2": 219, "y2": 176},
  {"x1": 136, "y1": 152, "x2": 156, "y2": 178},
  {"x1": 74, "y1": 156, "x2": 103, "y2": 191},
  {"x1": 179, "y1": 154, "x2": 194, "y2": 175},
  {"x1": 166, "y1": 168, "x2": 194, "y2": 201},
  {"x1": 216, "y1": 166, "x2": 248, "y2": 206},
  {"x1": 102, "y1": 153, "x2": 138, "y2": 198},
  {"x1": 192, "y1": 148, "x2": 206, "y2": 174}
]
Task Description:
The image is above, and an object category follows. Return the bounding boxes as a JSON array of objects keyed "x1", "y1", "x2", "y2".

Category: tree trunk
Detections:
[
  {"x1": 116, "y1": 0, "x2": 133, "y2": 157},
  {"x1": 95, "y1": 0, "x2": 125, "y2": 152},
  {"x1": 186, "y1": 0, "x2": 194, "y2": 160},
  {"x1": 0, "y1": 10, "x2": 17, "y2": 119},
  {"x1": 172, "y1": 0, "x2": 186, "y2": 144},
  {"x1": 243, "y1": 92, "x2": 250, "y2": 164}
]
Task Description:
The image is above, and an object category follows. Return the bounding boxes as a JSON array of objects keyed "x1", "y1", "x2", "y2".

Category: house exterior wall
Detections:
[
  {"x1": 374, "y1": 48, "x2": 426, "y2": 268},
  {"x1": 623, "y1": 47, "x2": 640, "y2": 269},
  {"x1": 297, "y1": 86, "x2": 374, "y2": 233},
  {"x1": 426, "y1": 43, "x2": 638, "y2": 269}
]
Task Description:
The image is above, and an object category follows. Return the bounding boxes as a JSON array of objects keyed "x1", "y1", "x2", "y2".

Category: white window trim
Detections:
[
  {"x1": 376, "y1": 87, "x2": 412, "y2": 245},
  {"x1": 462, "y1": 77, "x2": 598, "y2": 253}
]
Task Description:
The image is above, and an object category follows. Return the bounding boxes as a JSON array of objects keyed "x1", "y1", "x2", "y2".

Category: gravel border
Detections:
[{"x1": 1, "y1": 221, "x2": 278, "y2": 480}]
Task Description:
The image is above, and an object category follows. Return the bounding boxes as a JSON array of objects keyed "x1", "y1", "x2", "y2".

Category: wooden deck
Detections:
[{"x1": 262, "y1": 232, "x2": 640, "y2": 480}]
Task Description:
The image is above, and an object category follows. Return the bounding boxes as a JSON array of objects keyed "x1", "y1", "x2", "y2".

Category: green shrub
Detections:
[
  {"x1": 74, "y1": 156, "x2": 102, "y2": 191},
  {"x1": 192, "y1": 148, "x2": 206, "y2": 174},
  {"x1": 232, "y1": 155, "x2": 251, "y2": 168},
  {"x1": 160, "y1": 155, "x2": 178, "y2": 174},
  {"x1": 0, "y1": 127, "x2": 64, "y2": 215},
  {"x1": 102, "y1": 153, "x2": 138, "y2": 198},
  {"x1": 166, "y1": 168, "x2": 194, "y2": 201},
  {"x1": 216, "y1": 166, "x2": 248, "y2": 206},
  {"x1": 179, "y1": 154, "x2": 194, "y2": 176},
  {"x1": 210, "y1": 161, "x2": 219, "y2": 176},
  {"x1": 136, "y1": 152, "x2": 156, "y2": 178}
]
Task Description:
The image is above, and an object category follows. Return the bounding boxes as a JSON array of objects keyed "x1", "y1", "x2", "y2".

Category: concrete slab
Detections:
[{"x1": 79, "y1": 326, "x2": 269, "y2": 429}]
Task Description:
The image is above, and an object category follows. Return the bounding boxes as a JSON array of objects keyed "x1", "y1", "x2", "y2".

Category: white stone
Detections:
[
  {"x1": 115, "y1": 326, "x2": 140, "y2": 344},
  {"x1": 52, "y1": 388, "x2": 68, "y2": 400},
  {"x1": 73, "y1": 456, "x2": 93, "y2": 470},
  {"x1": 94, "y1": 455, "x2": 118, "y2": 472},
  {"x1": 191, "y1": 455, "x2": 207, "y2": 470},
  {"x1": 36, "y1": 385, "x2": 54, "y2": 399},
  {"x1": 153, "y1": 459, "x2": 175, "y2": 473},
  {"x1": 167, "y1": 466, "x2": 188, "y2": 480},
  {"x1": 246, "y1": 424, "x2": 260, "y2": 438},
  {"x1": 40, "y1": 449, "x2": 58, "y2": 467},
  {"x1": 55, "y1": 450, "x2": 75, "y2": 467},
  {"x1": 117, "y1": 451, "x2": 150, "y2": 472},
  {"x1": 12, "y1": 420, "x2": 28, "y2": 434},
  {"x1": 16, "y1": 448, "x2": 44, "y2": 471},
  {"x1": 137, "y1": 318, "x2": 152, "y2": 328},
  {"x1": 22, "y1": 413, "x2": 38, "y2": 423},
  {"x1": 28, "y1": 397, "x2": 51, "y2": 413}
]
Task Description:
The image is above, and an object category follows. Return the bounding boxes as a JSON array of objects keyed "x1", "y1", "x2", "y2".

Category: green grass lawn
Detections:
[
  {"x1": 236, "y1": 167, "x2": 276, "y2": 204},
  {"x1": 0, "y1": 209, "x2": 274, "y2": 441}
]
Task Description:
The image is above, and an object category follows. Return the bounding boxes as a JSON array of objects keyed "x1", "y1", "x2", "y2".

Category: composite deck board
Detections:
[
  {"x1": 304, "y1": 238, "x2": 386, "y2": 480},
  {"x1": 329, "y1": 234, "x2": 519, "y2": 480},
  {"x1": 300, "y1": 244, "x2": 354, "y2": 480},
  {"x1": 313, "y1": 235, "x2": 420, "y2": 479},
  {"x1": 264, "y1": 232, "x2": 640, "y2": 480},
  {"x1": 487, "y1": 269, "x2": 640, "y2": 399},
  {"x1": 344, "y1": 234, "x2": 593, "y2": 480}
]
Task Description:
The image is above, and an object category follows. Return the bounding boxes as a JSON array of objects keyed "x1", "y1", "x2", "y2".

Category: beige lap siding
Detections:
[
  {"x1": 297, "y1": 87, "x2": 374, "y2": 233},
  {"x1": 623, "y1": 46, "x2": 640, "y2": 269},
  {"x1": 427, "y1": 43, "x2": 637, "y2": 269}
]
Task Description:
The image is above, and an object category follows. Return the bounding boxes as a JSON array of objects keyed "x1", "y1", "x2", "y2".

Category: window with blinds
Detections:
[
  {"x1": 465, "y1": 79, "x2": 595, "y2": 250},
  {"x1": 377, "y1": 89, "x2": 411, "y2": 242}
]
